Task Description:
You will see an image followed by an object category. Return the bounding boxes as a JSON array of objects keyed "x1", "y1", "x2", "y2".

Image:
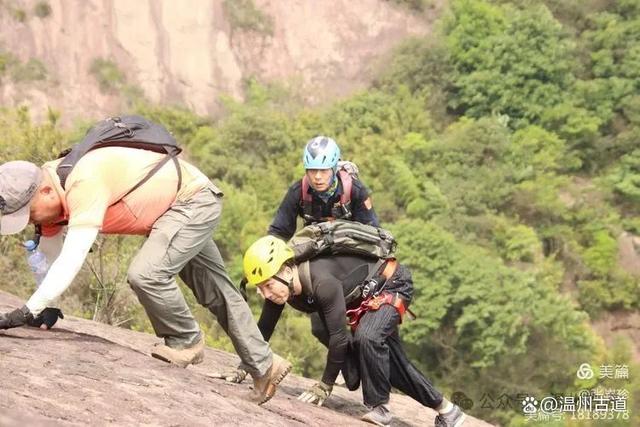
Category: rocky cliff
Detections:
[{"x1": 0, "y1": 0, "x2": 437, "y2": 122}]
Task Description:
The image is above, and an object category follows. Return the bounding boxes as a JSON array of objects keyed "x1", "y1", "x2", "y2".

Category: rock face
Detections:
[
  {"x1": 0, "y1": 291, "x2": 494, "y2": 426},
  {"x1": 0, "y1": 0, "x2": 435, "y2": 122}
]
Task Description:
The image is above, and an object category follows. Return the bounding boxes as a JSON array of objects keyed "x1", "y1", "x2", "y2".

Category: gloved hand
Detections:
[
  {"x1": 28, "y1": 308, "x2": 64, "y2": 330},
  {"x1": 0, "y1": 305, "x2": 34, "y2": 330},
  {"x1": 297, "y1": 381, "x2": 333, "y2": 406},
  {"x1": 211, "y1": 367, "x2": 248, "y2": 383}
]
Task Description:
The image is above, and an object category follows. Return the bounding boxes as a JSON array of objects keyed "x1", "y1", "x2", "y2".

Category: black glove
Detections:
[
  {"x1": 28, "y1": 308, "x2": 64, "y2": 329},
  {"x1": 0, "y1": 305, "x2": 34, "y2": 329}
]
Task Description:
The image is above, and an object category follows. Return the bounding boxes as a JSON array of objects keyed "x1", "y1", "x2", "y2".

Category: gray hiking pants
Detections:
[{"x1": 127, "y1": 185, "x2": 272, "y2": 377}]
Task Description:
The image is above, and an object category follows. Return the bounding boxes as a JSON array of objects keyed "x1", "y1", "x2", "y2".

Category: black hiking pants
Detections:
[
  {"x1": 354, "y1": 304, "x2": 443, "y2": 408},
  {"x1": 311, "y1": 264, "x2": 442, "y2": 408}
]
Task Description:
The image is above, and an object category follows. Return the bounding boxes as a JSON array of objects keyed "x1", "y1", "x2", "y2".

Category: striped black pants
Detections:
[{"x1": 354, "y1": 304, "x2": 443, "y2": 408}]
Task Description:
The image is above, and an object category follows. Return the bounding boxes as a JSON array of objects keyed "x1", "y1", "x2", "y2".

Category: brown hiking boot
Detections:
[
  {"x1": 251, "y1": 353, "x2": 292, "y2": 405},
  {"x1": 151, "y1": 334, "x2": 205, "y2": 368}
]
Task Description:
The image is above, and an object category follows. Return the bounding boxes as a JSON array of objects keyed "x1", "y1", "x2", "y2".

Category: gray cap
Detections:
[{"x1": 0, "y1": 161, "x2": 42, "y2": 235}]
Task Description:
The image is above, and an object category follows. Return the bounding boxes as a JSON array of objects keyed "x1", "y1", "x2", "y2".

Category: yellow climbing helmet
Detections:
[{"x1": 243, "y1": 236, "x2": 294, "y2": 286}]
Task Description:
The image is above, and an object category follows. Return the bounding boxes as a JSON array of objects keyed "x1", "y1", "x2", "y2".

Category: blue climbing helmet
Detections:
[{"x1": 303, "y1": 136, "x2": 341, "y2": 170}]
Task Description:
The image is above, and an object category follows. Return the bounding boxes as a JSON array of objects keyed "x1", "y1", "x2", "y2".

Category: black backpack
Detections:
[{"x1": 56, "y1": 115, "x2": 182, "y2": 196}]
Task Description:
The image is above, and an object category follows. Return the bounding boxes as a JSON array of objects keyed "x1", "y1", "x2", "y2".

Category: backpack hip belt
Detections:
[{"x1": 345, "y1": 259, "x2": 399, "y2": 329}]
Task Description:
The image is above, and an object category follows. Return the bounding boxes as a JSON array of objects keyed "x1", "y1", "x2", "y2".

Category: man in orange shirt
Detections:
[{"x1": 0, "y1": 147, "x2": 290, "y2": 404}]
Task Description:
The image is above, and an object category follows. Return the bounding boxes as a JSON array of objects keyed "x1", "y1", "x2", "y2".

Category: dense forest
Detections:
[{"x1": 1, "y1": 0, "x2": 639, "y2": 425}]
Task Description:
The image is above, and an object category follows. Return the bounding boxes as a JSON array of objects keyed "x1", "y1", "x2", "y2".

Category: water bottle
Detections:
[{"x1": 24, "y1": 240, "x2": 48, "y2": 288}]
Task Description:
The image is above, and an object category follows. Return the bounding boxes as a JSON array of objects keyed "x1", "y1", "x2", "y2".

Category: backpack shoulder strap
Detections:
[
  {"x1": 298, "y1": 260, "x2": 313, "y2": 294},
  {"x1": 338, "y1": 169, "x2": 353, "y2": 205},
  {"x1": 335, "y1": 169, "x2": 353, "y2": 219},
  {"x1": 301, "y1": 175, "x2": 313, "y2": 203},
  {"x1": 300, "y1": 175, "x2": 314, "y2": 221},
  {"x1": 119, "y1": 153, "x2": 181, "y2": 201}
]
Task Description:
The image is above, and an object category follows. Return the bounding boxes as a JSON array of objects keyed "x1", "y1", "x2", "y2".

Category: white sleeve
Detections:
[
  {"x1": 38, "y1": 229, "x2": 65, "y2": 267},
  {"x1": 26, "y1": 226, "x2": 99, "y2": 316}
]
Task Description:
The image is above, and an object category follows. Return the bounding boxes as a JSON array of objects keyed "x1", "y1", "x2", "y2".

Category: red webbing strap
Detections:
[{"x1": 346, "y1": 292, "x2": 407, "y2": 331}]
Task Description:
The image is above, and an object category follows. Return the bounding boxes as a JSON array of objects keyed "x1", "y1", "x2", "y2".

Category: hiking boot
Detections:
[
  {"x1": 251, "y1": 353, "x2": 292, "y2": 405},
  {"x1": 361, "y1": 404, "x2": 393, "y2": 426},
  {"x1": 434, "y1": 404, "x2": 466, "y2": 427},
  {"x1": 151, "y1": 334, "x2": 205, "y2": 368}
]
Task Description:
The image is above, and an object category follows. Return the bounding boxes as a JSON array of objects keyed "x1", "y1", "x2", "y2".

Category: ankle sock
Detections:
[{"x1": 438, "y1": 399, "x2": 454, "y2": 415}]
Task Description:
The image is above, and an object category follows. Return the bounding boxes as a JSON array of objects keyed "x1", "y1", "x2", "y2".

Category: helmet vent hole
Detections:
[{"x1": 267, "y1": 256, "x2": 274, "y2": 264}]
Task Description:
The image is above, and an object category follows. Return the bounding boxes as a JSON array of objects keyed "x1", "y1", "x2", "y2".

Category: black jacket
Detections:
[
  {"x1": 268, "y1": 175, "x2": 379, "y2": 240},
  {"x1": 257, "y1": 255, "x2": 413, "y2": 386}
]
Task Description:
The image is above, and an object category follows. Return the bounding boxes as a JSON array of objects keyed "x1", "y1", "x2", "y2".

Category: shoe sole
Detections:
[
  {"x1": 257, "y1": 361, "x2": 292, "y2": 405},
  {"x1": 360, "y1": 415, "x2": 391, "y2": 427},
  {"x1": 454, "y1": 413, "x2": 467, "y2": 427},
  {"x1": 151, "y1": 350, "x2": 205, "y2": 368}
]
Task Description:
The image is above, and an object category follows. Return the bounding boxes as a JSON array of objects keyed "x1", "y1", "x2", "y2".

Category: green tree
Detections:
[
  {"x1": 422, "y1": 117, "x2": 514, "y2": 222},
  {"x1": 444, "y1": 1, "x2": 576, "y2": 128},
  {"x1": 609, "y1": 150, "x2": 640, "y2": 203}
]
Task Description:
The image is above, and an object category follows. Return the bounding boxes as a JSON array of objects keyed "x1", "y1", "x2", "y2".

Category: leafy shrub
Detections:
[
  {"x1": 386, "y1": 0, "x2": 433, "y2": 12},
  {"x1": 0, "y1": 50, "x2": 18, "y2": 78},
  {"x1": 34, "y1": 1, "x2": 51, "y2": 18},
  {"x1": 577, "y1": 274, "x2": 640, "y2": 315},
  {"x1": 494, "y1": 221, "x2": 541, "y2": 263},
  {"x1": 444, "y1": 1, "x2": 576, "y2": 128},
  {"x1": 11, "y1": 7, "x2": 27, "y2": 22},
  {"x1": 89, "y1": 58, "x2": 125, "y2": 92},
  {"x1": 609, "y1": 150, "x2": 640, "y2": 203},
  {"x1": 11, "y1": 58, "x2": 47, "y2": 82},
  {"x1": 223, "y1": 0, "x2": 274, "y2": 36}
]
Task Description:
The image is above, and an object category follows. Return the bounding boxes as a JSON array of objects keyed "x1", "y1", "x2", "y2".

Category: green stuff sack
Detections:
[{"x1": 288, "y1": 219, "x2": 396, "y2": 262}]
